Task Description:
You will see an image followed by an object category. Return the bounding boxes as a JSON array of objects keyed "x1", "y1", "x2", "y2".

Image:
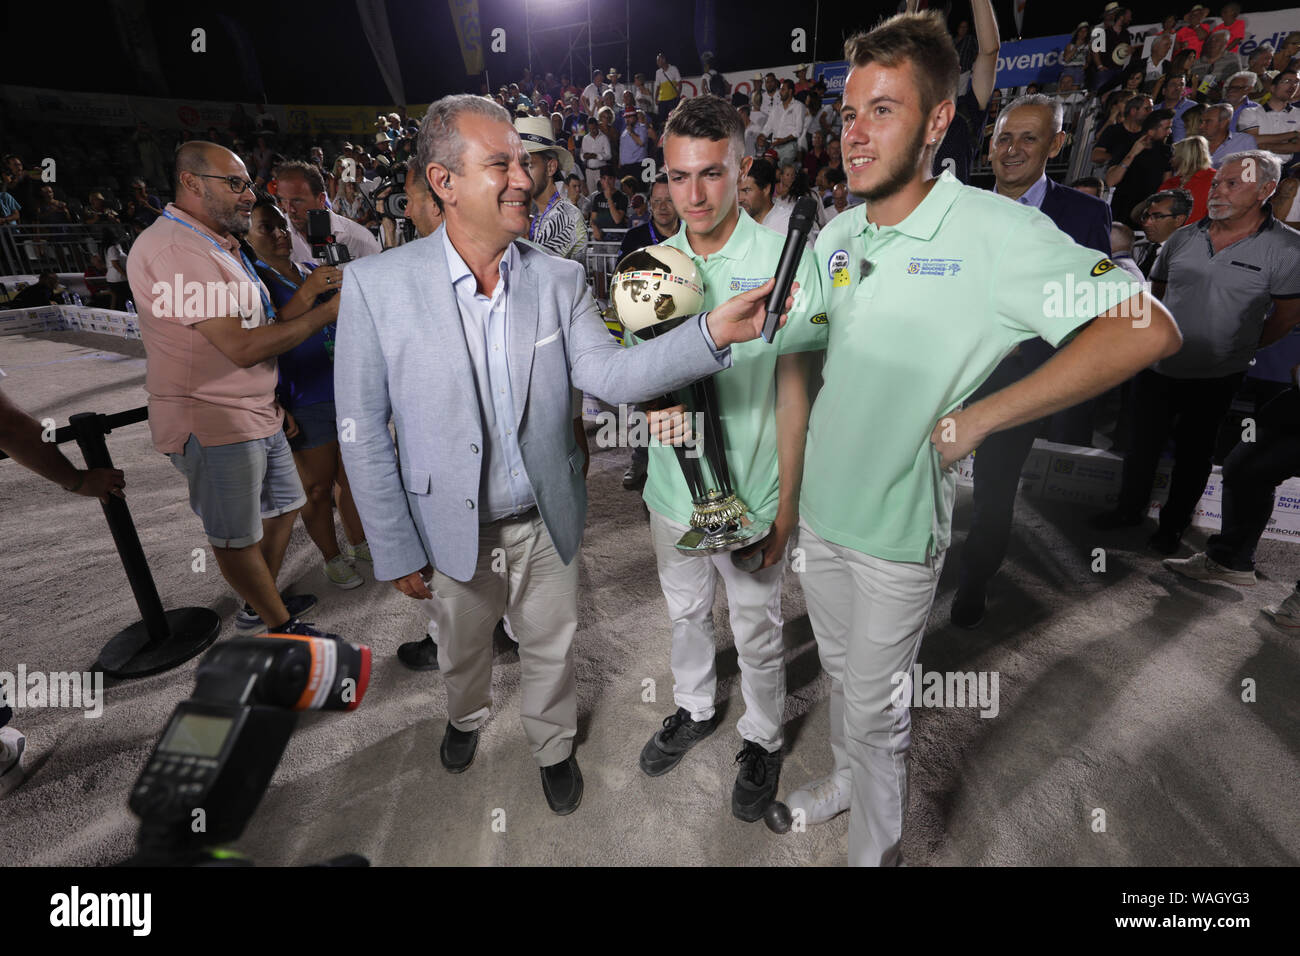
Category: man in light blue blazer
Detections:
[{"x1": 335, "y1": 95, "x2": 787, "y2": 815}]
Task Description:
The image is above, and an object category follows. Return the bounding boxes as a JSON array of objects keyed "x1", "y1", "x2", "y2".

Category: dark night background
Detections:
[{"x1": 4, "y1": 0, "x2": 1297, "y2": 105}]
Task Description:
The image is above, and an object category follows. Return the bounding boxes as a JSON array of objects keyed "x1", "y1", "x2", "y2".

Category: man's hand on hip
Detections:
[
  {"x1": 393, "y1": 564, "x2": 434, "y2": 599},
  {"x1": 706, "y1": 278, "x2": 796, "y2": 349},
  {"x1": 929, "y1": 407, "x2": 989, "y2": 471}
]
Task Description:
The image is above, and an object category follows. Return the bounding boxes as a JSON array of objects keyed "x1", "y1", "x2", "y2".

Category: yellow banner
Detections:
[{"x1": 449, "y1": 0, "x2": 484, "y2": 76}]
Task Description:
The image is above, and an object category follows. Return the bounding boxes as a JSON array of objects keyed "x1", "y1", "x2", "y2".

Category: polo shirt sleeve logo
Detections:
[
  {"x1": 810, "y1": 312, "x2": 828, "y2": 325},
  {"x1": 829, "y1": 249, "x2": 851, "y2": 287},
  {"x1": 1090, "y1": 258, "x2": 1118, "y2": 276}
]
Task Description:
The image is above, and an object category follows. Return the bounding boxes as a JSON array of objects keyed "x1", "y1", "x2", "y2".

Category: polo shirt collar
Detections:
[
  {"x1": 1195, "y1": 202, "x2": 1276, "y2": 236},
  {"x1": 163, "y1": 202, "x2": 238, "y2": 252},
  {"x1": 855, "y1": 170, "x2": 961, "y2": 241},
  {"x1": 668, "y1": 208, "x2": 757, "y2": 262}
]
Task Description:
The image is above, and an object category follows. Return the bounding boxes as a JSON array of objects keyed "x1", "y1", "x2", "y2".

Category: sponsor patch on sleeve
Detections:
[{"x1": 1090, "y1": 258, "x2": 1118, "y2": 276}]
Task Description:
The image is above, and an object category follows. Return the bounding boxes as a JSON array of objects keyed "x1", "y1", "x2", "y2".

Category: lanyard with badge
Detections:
[
  {"x1": 161, "y1": 210, "x2": 276, "y2": 323},
  {"x1": 530, "y1": 192, "x2": 561, "y2": 242},
  {"x1": 253, "y1": 256, "x2": 338, "y2": 362}
]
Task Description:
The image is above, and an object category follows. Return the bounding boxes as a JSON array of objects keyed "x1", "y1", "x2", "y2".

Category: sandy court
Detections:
[{"x1": 0, "y1": 329, "x2": 1296, "y2": 866}]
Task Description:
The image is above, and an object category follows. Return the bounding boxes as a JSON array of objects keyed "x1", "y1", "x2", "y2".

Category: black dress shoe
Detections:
[
  {"x1": 1088, "y1": 509, "x2": 1145, "y2": 531},
  {"x1": 397, "y1": 635, "x2": 439, "y2": 671},
  {"x1": 1148, "y1": 529, "x2": 1182, "y2": 556},
  {"x1": 440, "y1": 722, "x2": 479, "y2": 773},
  {"x1": 622, "y1": 460, "x2": 647, "y2": 490},
  {"x1": 950, "y1": 581, "x2": 987, "y2": 629},
  {"x1": 540, "y1": 754, "x2": 584, "y2": 815},
  {"x1": 732, "y1": 740, "x2": 782, "y2": 822}
]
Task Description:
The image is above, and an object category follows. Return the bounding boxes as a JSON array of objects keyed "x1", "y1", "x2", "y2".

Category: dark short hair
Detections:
[
  {"x1": 823, "y1": 166, "x2": 848, "y2": 185},
  {"x1": 1069, "y1": 176, "x2": 1105, "y2": 192},
  {"x1": 843, "y1": 12, "x2": 959, "y2": 117},
  {"x1": 1123, "y1": 94, "x2": 1154, "y2": 116},
  {"x1": 599, "y1": 165, "x2": 618, "y2": 179},
  {"x1": 565, "y1": 172, "x2": 583, "y2": 184},
  {"x1": 272, "y1": 159, "x2": 326, "y2": 196},
  {"x1": 663, "y1": 95, "x2": 746, "y2": 161},
  {"x1": 746, "y1": 158, "x2": 776, "y2": 195},
  {"x1": 1133, "y1": 187, "x2": 1194, "y2": 222},
  {"x1": 1142, "y1": 107, "x2": 1175, "y2": 132}
]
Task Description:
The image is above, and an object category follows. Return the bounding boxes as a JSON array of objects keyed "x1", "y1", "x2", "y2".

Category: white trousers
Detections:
[
  {"x1": 796, "y1": 519, "x2": 944, "y2": 867},
  {"x1": 649, "y1": 509, "x2": 787, "y2": 751},
  {"x1": 431, "y1": 513, "x2": 578, "y2": 767}
]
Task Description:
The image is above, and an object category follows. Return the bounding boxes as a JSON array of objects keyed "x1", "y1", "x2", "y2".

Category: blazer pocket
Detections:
[
  {"x1": 534, "y1": 328, "x2": 561, "y2": 348},
  {"x1": 402, "y1": 466, "x2": 432, "y2": 495}
]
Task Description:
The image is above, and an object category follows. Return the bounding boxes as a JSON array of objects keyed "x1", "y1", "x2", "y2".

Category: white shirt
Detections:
[
  {"x1": 634, "y1": 85, "x2": 656, "y2": 114},
  {"x1": 581, "y1": 82, "x2": 608, "y2": 114},
  {"x1": 441, "y1": 231, "x2": 534, "y2": 522},
  {"x1": 763, "y1": 98, "x2": 810, "y2": 144},
  {"x1": 759, "y1": 90, "x2": 780, "y2": 114},
  {"x1": 289, "y1": 208, "x2": 381, "y2": 264},
  {"x1": 654, "y1": 65, "x2": 682, "y2": 101},
  {"x1": 105, "y1": 244, "x2": 127, "y2": 283},
  {"x1": 817, "y1": 103, "x2": 841, "y2": 138},
  {"x1": 755, "y1": 198, "x2": 819, "y2": 244},
  {"x1": 581, "y1": 131, "x2": 611, "y2": 169},
  {"x1": 1239, "y1": 103, "x2": 1299, "y2": 136}
]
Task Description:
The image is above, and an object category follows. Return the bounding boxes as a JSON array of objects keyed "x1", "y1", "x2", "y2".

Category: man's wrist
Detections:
[{"x1": 65, "y1": 470, "x2": 85, "y2": 493}]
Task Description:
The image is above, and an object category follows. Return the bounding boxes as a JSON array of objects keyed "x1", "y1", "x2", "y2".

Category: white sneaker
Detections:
[
  {"x1": 1163, "y1": 552, "x2": 1257, "y2": 587},
  {"x1": 325, "y1": 554, "x2": 364, "y2": 590},
  {"x1": 0, "y1": 727, "x2": 27, "y2": 798},
  {"x1": 1262, "y1": 589, "x2": 1300, "y2": 629},
  {"x1": 346, "y1": 541, "x2": 372, "y2": 563},
  {"x1": 785, "y1": 770, "x2": 852, "y2": 825}
]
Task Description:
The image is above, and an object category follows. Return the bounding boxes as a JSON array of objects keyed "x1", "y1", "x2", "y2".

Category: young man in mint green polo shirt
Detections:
[
  {"x1": 634, "y1": 95, "x2": 827, "y2": 822},
  {"x1": 784, "y1": 13, "x2": 1182, "y2": 866}
]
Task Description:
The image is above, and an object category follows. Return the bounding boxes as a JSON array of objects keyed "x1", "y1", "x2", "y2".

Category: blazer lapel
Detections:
[
  {"x1": 418, "y1": 228, "x2": 477, "y2": 408},
  {"x1": 506, "y1": 242, "x2": 540, "y2": 427}
]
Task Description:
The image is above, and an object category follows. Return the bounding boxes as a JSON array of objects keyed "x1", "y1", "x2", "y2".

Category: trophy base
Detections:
[{"x1": 674, "y1": 491, "x2": 770, "y2": 556}]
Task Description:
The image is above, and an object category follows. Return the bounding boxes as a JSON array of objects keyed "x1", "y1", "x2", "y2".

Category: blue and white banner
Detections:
[{"x1": 994, "y1": 34, "x2": 1070, "y2": 87}]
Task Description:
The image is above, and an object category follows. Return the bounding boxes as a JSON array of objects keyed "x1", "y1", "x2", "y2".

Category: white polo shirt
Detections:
[{"x1": 763, "y1": 99, "x2": 810, "y2": 144}]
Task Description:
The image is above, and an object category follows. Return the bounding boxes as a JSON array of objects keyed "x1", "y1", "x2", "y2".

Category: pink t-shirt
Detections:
[
  {"x1": 126, "y1": 203, "x2": 282, "y2": 454},
  {"x1": 1212, "y1": 19, "x2": 1246, "y2": 51}
]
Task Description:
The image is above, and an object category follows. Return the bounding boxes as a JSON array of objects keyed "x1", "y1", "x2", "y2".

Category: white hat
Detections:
[{"x1": 514, "y1": 115, "x2": 575, "y2": 175}]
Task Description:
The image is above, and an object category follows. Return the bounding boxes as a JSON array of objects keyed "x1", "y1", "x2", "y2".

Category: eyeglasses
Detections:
[
  {"x1": 1140, "y1": 211, "x2": 1177, "y2": 220},
  {"x1": 194, "y1": 173, "x2": 255, "y2": 194}
]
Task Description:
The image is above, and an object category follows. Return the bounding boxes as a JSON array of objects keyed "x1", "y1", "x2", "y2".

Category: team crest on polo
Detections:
[
  {"x1": 1091, "y1": 258, "x2": 1118, "y2": 276},
  {"x1": 828, "y1": 249, "x2": 851, "y2": 288}
]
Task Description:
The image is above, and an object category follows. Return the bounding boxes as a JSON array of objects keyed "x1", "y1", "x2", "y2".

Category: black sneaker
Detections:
[
  {"x1": 397, "y1": 635, "x2": 440, "y2": 671},
  {"x1": 732, "y1": 740, "x2": 782, "y2": 822},
  {"x1": 236, "y1": 593, "x2": 319, "y2": 635},
  {"x1": 272, "y1": 618, "x2": 343, "y2": 641},
  {"x1": 639, "y1": 707, "x2": 717, "y2": 777}
]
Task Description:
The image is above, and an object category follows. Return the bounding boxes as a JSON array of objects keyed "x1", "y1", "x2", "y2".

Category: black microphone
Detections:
[{"x1": 762, "y1": 196, "x2": 818, "y2": 344}]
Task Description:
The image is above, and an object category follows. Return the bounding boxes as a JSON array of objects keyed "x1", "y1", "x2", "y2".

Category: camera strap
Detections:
[{"x1": 162, "y1": 211, "x2": 275, "y2": 321}]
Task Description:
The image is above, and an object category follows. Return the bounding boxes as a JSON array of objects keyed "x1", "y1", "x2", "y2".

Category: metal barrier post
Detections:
[{"x1": 68, "y1": 412, "x2": 220, "y2": 678}]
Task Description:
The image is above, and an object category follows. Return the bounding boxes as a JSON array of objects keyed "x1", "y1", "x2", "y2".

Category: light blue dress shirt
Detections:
[
  {"x1": 996, "y1": 172, "x2": 1048, "y2": 209},
  {"x1": 442, "y1": 229, "x2": 536, "y2": 522}
]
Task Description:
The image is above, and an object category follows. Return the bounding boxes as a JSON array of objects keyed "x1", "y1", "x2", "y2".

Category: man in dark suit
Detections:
[{"x1": 952, "y1": 94, "x2": 1115, "y2": 628}]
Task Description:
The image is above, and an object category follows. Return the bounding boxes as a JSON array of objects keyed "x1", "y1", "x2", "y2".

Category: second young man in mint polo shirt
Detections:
[
  {"x1": 635, "y1": 96, "x2": 827, "y2": 823},
  {"x1": 783, "y1": 14, "x2": 1181, "y2": 866}
]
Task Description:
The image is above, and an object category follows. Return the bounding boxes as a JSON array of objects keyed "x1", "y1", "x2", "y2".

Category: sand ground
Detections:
[{"x1": 1, "y1": 330, "x2": 1296, "y2": 866}]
